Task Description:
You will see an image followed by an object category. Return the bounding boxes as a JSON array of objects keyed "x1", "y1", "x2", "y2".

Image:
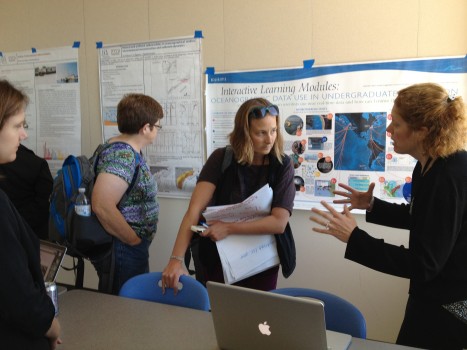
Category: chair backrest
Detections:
[
  {"x1": 270, "y1": 287, "x2": 366, "y2": 338},
  {"x1": 118, "y1": 272, "x2": 210, "y2": 311}
]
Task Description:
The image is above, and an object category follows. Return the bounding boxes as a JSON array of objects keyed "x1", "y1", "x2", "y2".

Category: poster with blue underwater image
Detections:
[{"x1": 205, "y1": 56, "x2": 467, "y2": 210}]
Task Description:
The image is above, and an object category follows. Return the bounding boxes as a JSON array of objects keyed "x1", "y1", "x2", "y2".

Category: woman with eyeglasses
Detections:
[
  {"x1": 0, "y1": 80, "x2": 61, "y2": 349},
  {"x1": 91, "y1": 93, "x2": 163, "y2": 295},
  {"x1": 162, "y1": 97, "x2": 296, "y2": 292}
]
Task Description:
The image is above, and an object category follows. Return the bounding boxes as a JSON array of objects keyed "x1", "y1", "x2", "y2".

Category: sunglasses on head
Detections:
[{"x1": 248, "y1": 104, "x2": 280, "y2": 119}]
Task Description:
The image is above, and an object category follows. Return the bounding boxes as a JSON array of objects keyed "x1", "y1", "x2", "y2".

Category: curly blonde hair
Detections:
[{"x1": 394, "y1": 83, "x2": 467, "y2": 158}]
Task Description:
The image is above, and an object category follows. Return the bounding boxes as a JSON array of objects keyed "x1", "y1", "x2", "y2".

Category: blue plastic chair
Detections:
[
  {"x1": 118, "y1": 272, "x2": 210, "y2": 311},
  {"x1": 270, "y1": 287, "x2": 366, "y2": 338}
]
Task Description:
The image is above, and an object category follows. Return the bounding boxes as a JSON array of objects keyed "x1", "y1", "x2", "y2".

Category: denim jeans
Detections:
[
  {"x1": 112, "y1": 237, "x2": 150, "y2": 294},
  {"x1": 93, "y1": 237, "x2": 150, "y2": 295}
]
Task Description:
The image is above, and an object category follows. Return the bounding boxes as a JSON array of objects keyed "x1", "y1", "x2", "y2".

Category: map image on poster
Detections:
[
  {"x1": 205, "y1": 56, "x2": 467, "y2": 210},
  {"x1": 334, "y1": 112, "x2": 387, "y2": 172}
]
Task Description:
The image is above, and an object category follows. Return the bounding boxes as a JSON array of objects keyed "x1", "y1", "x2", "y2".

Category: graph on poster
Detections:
[{"x1": 98, "y1": 35, "x2": 204, "y2": 198}]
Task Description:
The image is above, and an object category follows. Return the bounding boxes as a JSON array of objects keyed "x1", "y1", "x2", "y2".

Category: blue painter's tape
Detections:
[
  {"x1": 72, "y1": 41, "x2": 80, "y2": 48},
  {"x1": 303, "y1": 59, "x2": 315, "y2": 69},
  {"x1": 96, "y1": 41, "x2": 103, "y2": 49},
  {"x1": 205, "y1": 67, "x2": 215, "y2": 75},
  {"x1": 32, "y1": 48, "x2": 37, "y2": 53},
  {"x1": 194, "y1": 30, "x2": 204, "y2": 38}
]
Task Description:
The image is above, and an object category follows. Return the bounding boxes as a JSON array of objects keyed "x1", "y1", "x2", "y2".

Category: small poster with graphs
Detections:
[{"x1": 98, "y1": 33, "x2": 204, "y2": 198}]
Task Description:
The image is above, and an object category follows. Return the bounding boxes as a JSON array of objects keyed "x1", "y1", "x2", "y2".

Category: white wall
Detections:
[{"x1": 1, "y1": 0, "x2": 465, "y2": 342}]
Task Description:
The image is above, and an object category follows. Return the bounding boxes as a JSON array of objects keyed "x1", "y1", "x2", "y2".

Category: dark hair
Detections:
[
  {"x1": 0, "y1": 80, "x2": 29, "y2": 130},
  {"x1": 117, "y1": 93, "x2": 164, "y2": 134},
  {"x1": 228, "y1": 98, "x2": 284, "y2": 165},
  {"x1": 394, "y1": 83, "x2": 467, "y2": 158}
]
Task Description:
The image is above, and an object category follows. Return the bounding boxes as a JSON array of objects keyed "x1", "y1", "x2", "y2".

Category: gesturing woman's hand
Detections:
[
  {"x1": 310, "y1": 202, "x2": 357, "y2": 243},
  {"x1": 332, "y1": 182, "x2": 375, "y2": 211}
]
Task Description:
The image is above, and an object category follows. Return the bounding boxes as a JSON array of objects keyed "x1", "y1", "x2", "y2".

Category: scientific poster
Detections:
[
  {"x1": 206, "y1": 56, "x2": 467, "y2": 210},
  {"x1": 98, "y1": 35, "x2": 204, "y2": 198},
  {"x1": 0, "y1": 46, "x2": 81, "y2": 175}
]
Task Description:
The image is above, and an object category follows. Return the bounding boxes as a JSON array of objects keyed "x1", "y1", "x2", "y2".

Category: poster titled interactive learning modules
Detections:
[{"x1": 206, "y1": 56, "x2": 467, "y2": 210}]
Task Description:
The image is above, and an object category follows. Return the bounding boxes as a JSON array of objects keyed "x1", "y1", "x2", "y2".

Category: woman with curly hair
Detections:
[{"x1": 311, "y1": 83, "x2": 467, "y2": 349}]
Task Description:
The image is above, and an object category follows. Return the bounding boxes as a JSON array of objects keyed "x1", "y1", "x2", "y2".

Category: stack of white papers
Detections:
[{"x1": 203, "y1": 184, "x2": 280, "y2": 284}]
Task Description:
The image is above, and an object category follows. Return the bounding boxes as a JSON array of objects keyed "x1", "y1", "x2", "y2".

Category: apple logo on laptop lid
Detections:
[{"x1": 258, "y1": 321, "x2": 271, "y2": 336}]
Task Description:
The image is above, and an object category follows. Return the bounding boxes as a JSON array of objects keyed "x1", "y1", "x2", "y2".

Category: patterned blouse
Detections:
[{"x1": 96, "y1": 142, "x2": 159, "y2": 241}]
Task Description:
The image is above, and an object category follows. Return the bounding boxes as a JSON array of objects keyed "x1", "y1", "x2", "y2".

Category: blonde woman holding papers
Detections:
[{"x1": 162, "y1": 98, "x2": 296, "y2": 292}]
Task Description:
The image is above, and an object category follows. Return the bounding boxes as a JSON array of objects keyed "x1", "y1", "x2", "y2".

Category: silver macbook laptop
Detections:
[
  {"x1": 207, "y1": 282, "x2": 352, "y2": 350},
  {"x1": 39, "y1": 240, "x2": 67, "y2": 283}
]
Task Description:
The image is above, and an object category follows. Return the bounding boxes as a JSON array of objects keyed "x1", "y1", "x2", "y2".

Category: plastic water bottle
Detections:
[{"x1": 75, "y1": 187, "x2": 91, "y2": 216}]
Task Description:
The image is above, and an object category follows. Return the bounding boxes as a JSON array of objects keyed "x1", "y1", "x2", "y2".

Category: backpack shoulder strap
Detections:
[
  {"x1": 127, "y1": 151, "x2": 141, "y2": 194},
  {"x1": 91, "y1": 143, "x2": 109, "y2": 176},
  {"x1": 93, "y1": 142, "x2": 140, "y2": 195},
  {"x1": 267, "y1": 154, "x2": 290, "y2": 189},
  {"x1": 221, "y1": 145, "x2": 233, "y2": 174}
]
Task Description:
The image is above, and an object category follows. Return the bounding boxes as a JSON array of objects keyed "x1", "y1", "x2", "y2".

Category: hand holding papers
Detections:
[
  {"x1": 203, "y1": 184, "x2": 280, "y2": 284},
  {"x1": 191, "y1": 225, "x2": 207, "y2": 233}
]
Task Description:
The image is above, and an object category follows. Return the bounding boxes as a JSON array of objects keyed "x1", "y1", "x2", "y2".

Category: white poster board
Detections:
[
  {"x1": 97, "y1": 34, "x2": 204, "y2": 198},
  {"x1": 0, "y1": 45, "x2": 81, "y2": 175},
  {"x1": 205, "y1": 56, "x2": 467, "y2": 210}
]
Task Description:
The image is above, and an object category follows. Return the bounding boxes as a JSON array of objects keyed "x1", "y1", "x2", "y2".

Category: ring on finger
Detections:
[{"x1": 325, "y1": 221, "x2": 330, "y2": 230}]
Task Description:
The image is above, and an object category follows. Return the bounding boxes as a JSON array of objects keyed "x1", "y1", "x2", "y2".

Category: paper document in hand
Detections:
[
  {"x1": 203, "y1": 184, "x2": 273, "y2": 222},
  {"x1": 203, "y1": 184, "x2": 280, "y2": 284},
  {"x1": 217, "y1": 234, "x2": 280, "y2": 283}
]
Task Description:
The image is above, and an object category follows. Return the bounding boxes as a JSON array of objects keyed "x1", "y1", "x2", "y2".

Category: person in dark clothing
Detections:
[
  {"x1": 0, "y1": 143, "x2": 53, "y2": 239},
  {"x1": 310, "y1": 83, "x2": 467, "y2": 349},
  {"x1": 0, "y1": 79, "x2": 61, "y2": 349},
  {"x1": 162, "y1": 98, "x2": 295, "y2": 293}
]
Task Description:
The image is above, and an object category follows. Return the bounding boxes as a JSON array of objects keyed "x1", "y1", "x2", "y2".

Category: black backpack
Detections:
[{"x1": 48, "y1": 142, "x2": 140, "y2": 258}]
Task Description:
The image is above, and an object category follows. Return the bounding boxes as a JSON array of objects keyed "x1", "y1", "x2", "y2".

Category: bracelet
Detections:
[{"x1": 170, "y1": 255, "x2": 184, "y2": 262}]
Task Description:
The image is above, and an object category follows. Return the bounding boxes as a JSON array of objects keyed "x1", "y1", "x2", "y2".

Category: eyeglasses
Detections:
[
  {"x1": 248, "y1": 104, "x2": 280, "y2": 119},
  {"x1": 153, "y1": 123, "x2": 162, "y2": 130},
  {"x1": 23, "y1": 122, "x2": 29, "y2": 129}
]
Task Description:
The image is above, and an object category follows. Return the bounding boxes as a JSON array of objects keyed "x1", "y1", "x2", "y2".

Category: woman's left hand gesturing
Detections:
[{"x1": 309, "y1": 201, "x2": 357, "y2": 243}]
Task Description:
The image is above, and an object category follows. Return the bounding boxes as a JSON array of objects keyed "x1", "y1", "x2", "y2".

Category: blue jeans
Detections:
[
  {"x1": 93, "y1": 237, "x2": 150, "y2": 295},
  {"x1": 112, "y1": 237, "x2": 150, "y2": 294}
]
